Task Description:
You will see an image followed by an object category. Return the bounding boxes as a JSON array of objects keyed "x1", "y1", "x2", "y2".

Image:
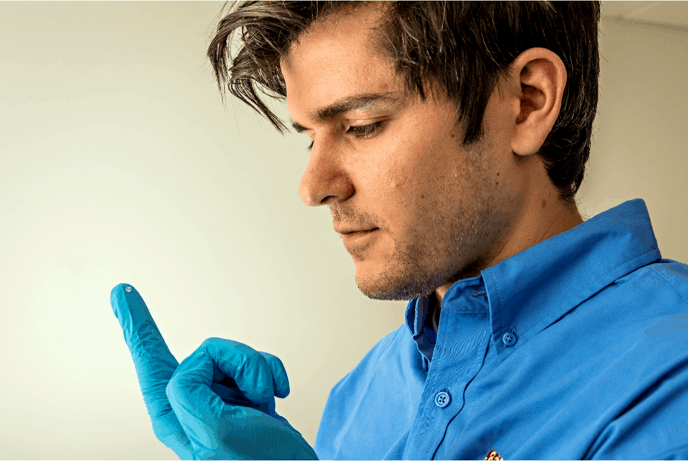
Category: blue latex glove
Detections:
[{"x1": 110, "y1": 283, "x2": 318, "y2": 460}]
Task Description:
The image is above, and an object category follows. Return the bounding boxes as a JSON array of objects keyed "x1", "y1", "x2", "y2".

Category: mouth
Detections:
[
  {"x1": 343, "y1": 228, "x2": 379, "y2": 235},
  {"x1": 340, "y1": 228, "x2": 380, "y2": 245}
]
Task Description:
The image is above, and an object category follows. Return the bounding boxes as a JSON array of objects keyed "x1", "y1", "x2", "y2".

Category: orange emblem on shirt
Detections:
[{"x1": 484, "y1": 449, "x2": 503, "y2": 460}]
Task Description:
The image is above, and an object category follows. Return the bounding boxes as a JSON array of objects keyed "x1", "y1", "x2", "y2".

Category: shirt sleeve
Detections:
[
  {"x1": 646, "y1": 443, "x2": 688, "y2": 460},
  {"x1": 588, "y1": 324, "x2": 688, "y2": 460}
]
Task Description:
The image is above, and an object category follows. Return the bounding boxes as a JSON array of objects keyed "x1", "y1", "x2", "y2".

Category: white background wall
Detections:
[{"x1": 0, "y1": 2, "x2": 686, "y2": 459}]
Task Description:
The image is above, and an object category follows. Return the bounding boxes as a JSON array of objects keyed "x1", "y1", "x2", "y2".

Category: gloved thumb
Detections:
[{"x1": 257, "y1": 350, "x2": 290, "y2": 399}]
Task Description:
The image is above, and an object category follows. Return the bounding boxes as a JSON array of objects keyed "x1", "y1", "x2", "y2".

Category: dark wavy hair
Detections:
[{"x1": 207, "y1": 1, "x2": 600, "y2": 210}]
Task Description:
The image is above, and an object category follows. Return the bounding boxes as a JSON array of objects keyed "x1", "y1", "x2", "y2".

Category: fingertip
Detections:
[
  {"x1": 260, "y1": 352, "x2": 291, "y2": 399},
  {"x1": 110, "y1": 283, "x2": 138, "y2": 304},
  {"x1": 111, "y1": 282, "x2": 133, "y2": 297},
  {"x1": 276, "y1": 381, "x2": 290, "y2": 399}
]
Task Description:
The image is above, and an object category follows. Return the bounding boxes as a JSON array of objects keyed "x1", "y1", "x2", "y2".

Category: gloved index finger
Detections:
[
  {"x1": 110, "y1": 283, "x2": 177, "y2": 367},
  {"x1": 110, "y1": 284, "x2": 180, "y2": 422}
]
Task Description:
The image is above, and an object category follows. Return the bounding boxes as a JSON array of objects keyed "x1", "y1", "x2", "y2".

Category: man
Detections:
[{"x1": 110, "y1": 1, "x2": 688, "y2": 460}]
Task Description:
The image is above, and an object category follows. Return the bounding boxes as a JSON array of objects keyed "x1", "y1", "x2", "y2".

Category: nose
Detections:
[{"x1": 298, "y1": 141, "x2": 354, "y2": 207}]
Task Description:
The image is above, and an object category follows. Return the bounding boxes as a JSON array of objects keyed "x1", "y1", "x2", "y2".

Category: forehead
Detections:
[{"x1": 280, "y1": 4, "x2": 399, "y2": 121}]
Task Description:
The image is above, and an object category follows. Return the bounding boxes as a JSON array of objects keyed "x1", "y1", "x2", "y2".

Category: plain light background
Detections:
[{"x1": 1, "y1": 1, "x2": 687, "y2": 459}]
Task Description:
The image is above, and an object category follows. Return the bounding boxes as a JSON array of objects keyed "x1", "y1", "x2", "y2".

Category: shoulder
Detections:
[
  {"x1": 328, "y1": 323, "x2": 411, "y2": 395},
  {"x1": 598, "y1": 258, "x2": 688, "y2": 316},
  {"x1": 572, "y1": 261, "x2": 688, "y2": 459},
  {"x1": 315, "y1": 323, "x2": 413, "y2": 457},
  {"x1": 645, "y1": 258, "x2": 688, "y2": 303},
  {"x1": 565, "y1": 257, "x2": 688, "y2": 392}
]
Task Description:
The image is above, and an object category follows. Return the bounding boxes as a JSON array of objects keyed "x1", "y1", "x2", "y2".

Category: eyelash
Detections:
[{"x1": 307, "y1": 121, "x2": 384, "y2": 152}]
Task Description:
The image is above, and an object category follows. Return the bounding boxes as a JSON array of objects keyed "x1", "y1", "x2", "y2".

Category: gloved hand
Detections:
[{"x1": 110, "y1": 283, "x2": 318, "y2": 460}]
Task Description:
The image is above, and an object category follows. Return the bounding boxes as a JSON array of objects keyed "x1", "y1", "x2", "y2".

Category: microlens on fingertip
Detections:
[{"x1": 126, "y1": 286, "x2": 132, "y2": 292}]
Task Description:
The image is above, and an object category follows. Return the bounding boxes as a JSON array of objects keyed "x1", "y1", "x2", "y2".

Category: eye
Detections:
[
  {"x1": 346, "y1": 121, "x2": 384, "y2": 139},
  {"x1": 306, "y1": 121, "x2": 385, "y2": 152}
]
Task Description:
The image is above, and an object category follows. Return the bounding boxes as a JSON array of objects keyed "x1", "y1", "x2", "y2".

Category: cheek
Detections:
[
  {"x1": 356, "y1": 134, "x2": 412, "y2": 195},
  {"x1": 379, "y1": 129, "x2": 429, "y2": 187},
  {"x1": 361, "y1": 111, "x2": 457, "y2": 220},
  {"x1": 353, "y1": 157, "x2": 415, "y2": 234}
]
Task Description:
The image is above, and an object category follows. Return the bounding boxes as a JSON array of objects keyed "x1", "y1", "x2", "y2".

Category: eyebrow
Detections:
[{"x1": 290, "y1": 92, "x2": 403, "y2": 133}]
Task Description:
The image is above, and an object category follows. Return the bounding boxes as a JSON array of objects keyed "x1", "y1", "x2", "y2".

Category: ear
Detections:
[{"x1": 507, "y1": 47, "x2": 567, "y2": 157}]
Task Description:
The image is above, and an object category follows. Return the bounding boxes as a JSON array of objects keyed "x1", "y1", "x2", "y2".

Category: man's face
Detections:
[{"x1": 281, "y1": 4, "x2": 527, "y2": 301}]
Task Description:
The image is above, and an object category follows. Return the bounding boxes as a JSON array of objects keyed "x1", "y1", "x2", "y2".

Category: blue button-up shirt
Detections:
[{"x1": 314, "y1": 199, "x2": 688, "y2": 460}]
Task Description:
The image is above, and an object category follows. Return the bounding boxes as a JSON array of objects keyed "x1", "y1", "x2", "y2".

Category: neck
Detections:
[{"x1": 430, "y1": 292, "x2": 440, "y2": 331}]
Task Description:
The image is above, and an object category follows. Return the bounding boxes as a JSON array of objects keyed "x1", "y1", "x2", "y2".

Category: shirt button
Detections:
[
  {"x1": 434, "y1": 391, "x2": 451, "y2": 408},
  {"x1": 502, "y1": 332, "x2": 517, "y2": 347}
]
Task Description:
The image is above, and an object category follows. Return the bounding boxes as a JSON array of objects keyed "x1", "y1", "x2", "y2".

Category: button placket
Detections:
[{"x1": 403, "y1": 303, "x2": 492, "y2": 462}]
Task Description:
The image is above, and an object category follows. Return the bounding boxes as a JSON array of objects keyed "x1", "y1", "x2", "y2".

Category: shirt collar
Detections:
[{"x1": 405, "y1": 198, "x2": 663, "y2": 363}]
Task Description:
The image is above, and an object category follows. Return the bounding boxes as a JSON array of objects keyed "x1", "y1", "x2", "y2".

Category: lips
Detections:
[
  {"x1": 342, "y1": 227, "x2": 379, "y2": 235},
  {"x1": 340, "y1": 228, "x2": 380, "y2": 246}
]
